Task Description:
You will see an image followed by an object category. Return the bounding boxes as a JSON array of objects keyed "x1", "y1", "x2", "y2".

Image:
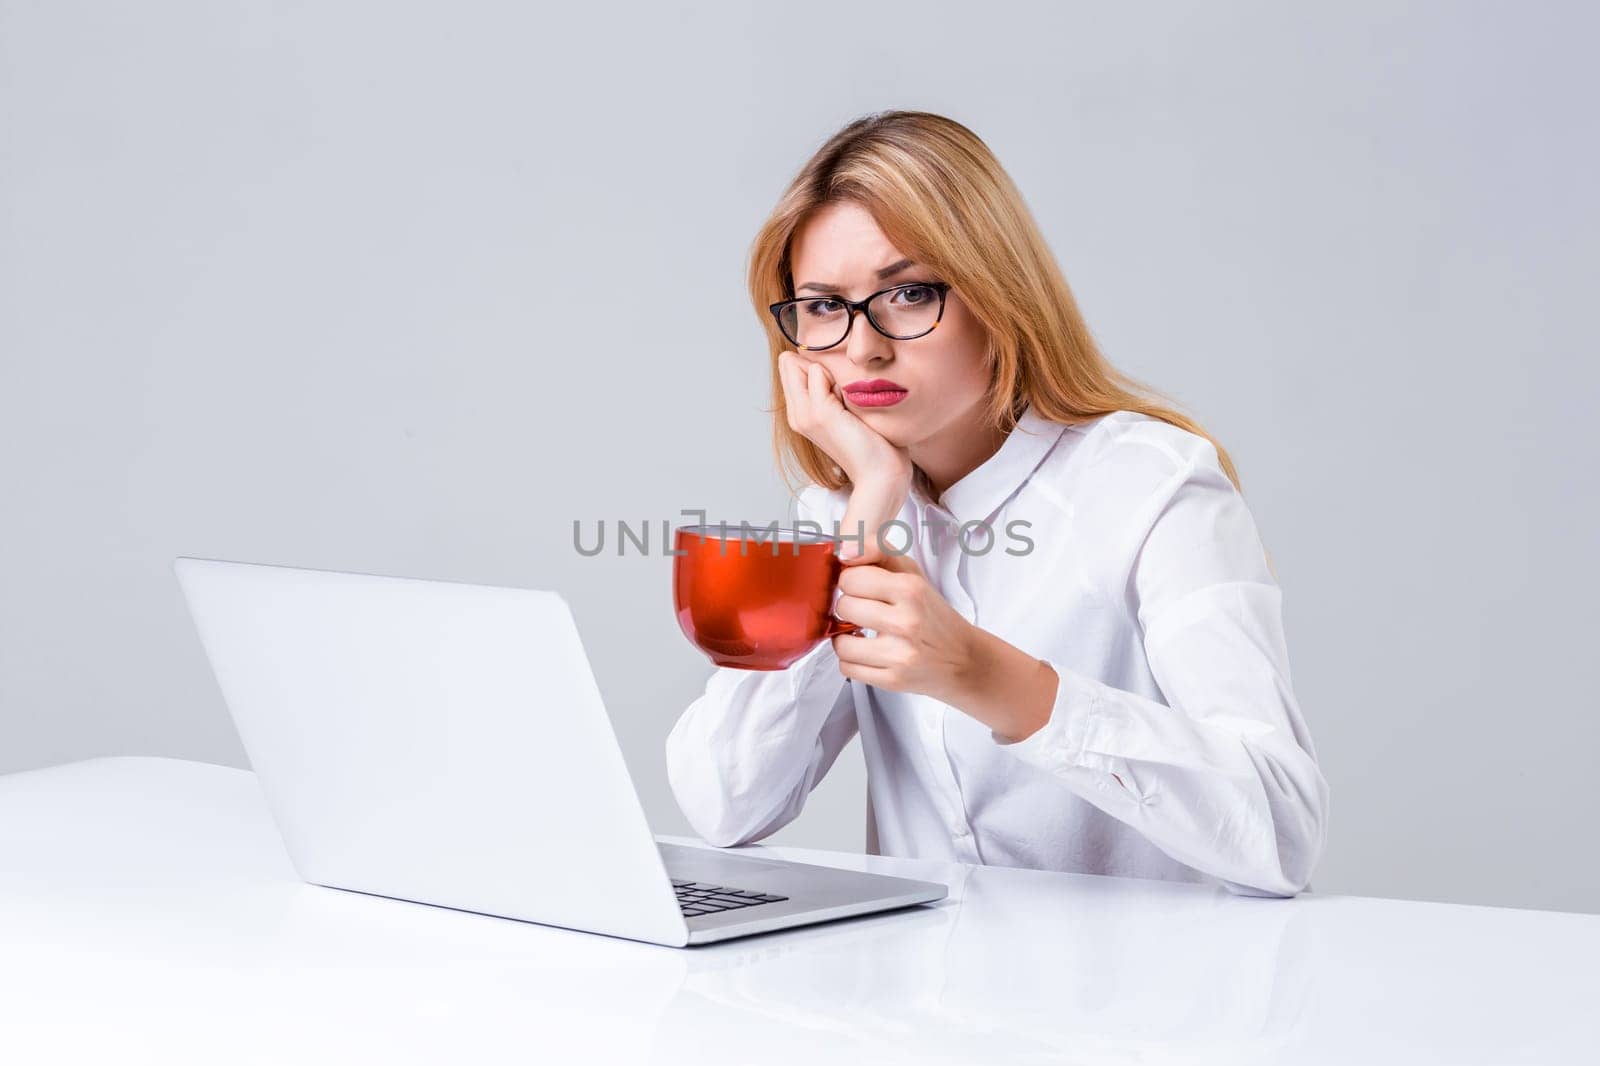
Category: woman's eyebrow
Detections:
[{"x1": 796, "y1": 258, "x2": 916, "y2": 294}]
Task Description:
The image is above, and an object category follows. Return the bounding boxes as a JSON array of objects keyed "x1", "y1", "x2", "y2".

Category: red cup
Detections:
[{"x1": 673, "y1": 523, "x2": 861, "y2": 670}]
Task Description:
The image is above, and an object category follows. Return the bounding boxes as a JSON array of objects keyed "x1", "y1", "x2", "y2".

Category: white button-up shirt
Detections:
[{"x1": 665, "y1": 407, "x2": 1328, "y2": 896}]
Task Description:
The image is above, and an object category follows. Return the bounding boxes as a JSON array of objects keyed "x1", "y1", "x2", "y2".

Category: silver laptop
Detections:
[{"x1": 174, "y1": 557, "x2": 947, "y2": 947}]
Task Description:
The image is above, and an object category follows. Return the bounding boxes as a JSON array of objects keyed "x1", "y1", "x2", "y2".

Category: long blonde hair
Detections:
[{"x1": 747, "y1": 110, "x2": 1242, "y2": 495}]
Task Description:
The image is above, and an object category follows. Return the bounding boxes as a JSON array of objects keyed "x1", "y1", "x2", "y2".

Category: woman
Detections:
[{"x1": 665, "y1": 111, "x2": 1327, "y2": 897}]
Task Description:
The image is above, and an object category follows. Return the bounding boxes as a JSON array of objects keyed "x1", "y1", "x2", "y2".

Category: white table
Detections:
[{"x1": 1, "y1": 758, "x2": 1595, "y2": 1065}]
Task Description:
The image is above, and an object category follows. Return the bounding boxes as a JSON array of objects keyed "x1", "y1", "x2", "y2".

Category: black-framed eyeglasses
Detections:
[{"x1": 769, "y1": 281, "x2": 951, "y2": 351}]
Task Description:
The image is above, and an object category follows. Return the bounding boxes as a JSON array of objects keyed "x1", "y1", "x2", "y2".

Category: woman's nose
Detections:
[{"x1": 844, "y1": 310, "x2": 891, "y2": 366}]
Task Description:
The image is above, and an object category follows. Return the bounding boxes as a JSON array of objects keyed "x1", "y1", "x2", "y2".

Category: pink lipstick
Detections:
[{"x1": 841, "y1": 378, "x2": 909, "y2": 409}]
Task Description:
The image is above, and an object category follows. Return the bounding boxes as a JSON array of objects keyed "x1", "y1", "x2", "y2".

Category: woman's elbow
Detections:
[
  {"x1": 1219, "y1": 848, "x2": 1318, "y2": 899},
  {"x1": 1227, "y1": 769, "x2": 1330, "y2": 898},
  {"x1": 672, "y1": 791, "x2": 776, "y2": 850},
  {"x1": 664, "y1": 730, "x2": 770, "y2": 848}
]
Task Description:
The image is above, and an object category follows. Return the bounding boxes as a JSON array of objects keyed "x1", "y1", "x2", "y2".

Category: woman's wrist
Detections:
[
  {"x1": 951, "y1": 626, "x2": 1059, "y2": 743},
  {"x1": 842, "y1": 443, "x2": 912, "y2": 496},
  {"x1": 839, "y1": 471, "x2": 912, "y2": 561},
  {"x1": 849, "y1": 463, "x2": 912, "y2": 504}
]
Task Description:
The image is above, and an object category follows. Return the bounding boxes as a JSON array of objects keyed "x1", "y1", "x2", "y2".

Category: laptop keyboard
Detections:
[{"x1": 671, "y1": 879, "x2": 789, "y2": 918}]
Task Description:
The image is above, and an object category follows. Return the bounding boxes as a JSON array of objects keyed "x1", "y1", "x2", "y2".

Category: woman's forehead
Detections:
[{"x1": 790, "y1": 201, "x2": 907, "y2": 282}]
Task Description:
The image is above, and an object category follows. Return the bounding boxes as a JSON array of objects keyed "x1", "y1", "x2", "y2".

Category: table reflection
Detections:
[{"x1": 654, "y1": 862, "x2": 1314, "y2": 1064}]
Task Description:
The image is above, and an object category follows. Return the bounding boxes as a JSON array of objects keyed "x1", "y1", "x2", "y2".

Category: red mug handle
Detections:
[
  {"x1": 824, "y1": 552, "x2": 861, "y2": 637},
  {"x1": 825, "y1": 615, "x2": 861, "y2": 637}
]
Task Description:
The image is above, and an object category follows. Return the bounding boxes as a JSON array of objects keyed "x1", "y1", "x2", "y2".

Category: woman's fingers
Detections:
[
  {"x1": 837, "y1": 563, "x2": 913, "y2": 604},
  {"x1": 837, "y1": 662, "x2": 902, "y2": 689},
  {"x1": 778, "y1": 351, "x2": 807, "y2": 428},
  {"x1": 781, "y1": 351, "x2": 909, "y2": 493},
  {"x1": 777, "y1": 351, "x2": 798, "y2": 397},
  {"x1": 805, "y1": 360, "x2": 840, "y2": 414},
  {"x1": 831, "y1": 631, "x2": 902, "y2": 669},
  {"x1": 784, "y1": 352, "x2": 846, "y2": 444},
  {"x1": 834, "y1": 592, "x2": 899, "y2": 634}
]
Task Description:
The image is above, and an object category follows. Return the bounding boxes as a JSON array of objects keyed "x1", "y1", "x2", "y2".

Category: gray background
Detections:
[{"x1": 3, "y1": 1, "x2": 1596, "y2": 914}]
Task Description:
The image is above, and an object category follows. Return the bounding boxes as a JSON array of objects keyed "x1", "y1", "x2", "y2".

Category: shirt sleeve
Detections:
[
  {"x1": 664, "y1": 487, "x2": 858, "y2": 848},
  {"x1": 992, "y1": 443, "x2": 1330, "y2": 897}
]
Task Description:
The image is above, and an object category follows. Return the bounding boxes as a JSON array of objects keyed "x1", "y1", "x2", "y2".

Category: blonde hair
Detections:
[{"x1": 747, "y1": 110, "x2": 1243, "y2": 495}]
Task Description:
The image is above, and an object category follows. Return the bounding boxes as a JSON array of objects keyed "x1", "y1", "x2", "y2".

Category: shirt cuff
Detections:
[
  {"x1": 788, "y1": 634, "x2": 842, "y2": 696},
  {"x1": 990, "y1": 661, "x2": 1103, "y2": 773}
]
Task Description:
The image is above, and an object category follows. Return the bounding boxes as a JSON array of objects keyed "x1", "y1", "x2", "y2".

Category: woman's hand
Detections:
[
  {"x1": 778, "y1": 351, "x2": 912, "y2": 496},
  {"x1": 778, "y1": 350, "x2": 914, "y2": 563},
  {"x1": 830, "y1": 551, "x2": 978, "y2": 705},
  {"x1": 831, "y1": 551, "x2": 1061, "y2": 741}
]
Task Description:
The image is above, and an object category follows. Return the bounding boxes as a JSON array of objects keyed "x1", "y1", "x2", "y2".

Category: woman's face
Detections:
[{"x1": 787, "y1": 201, "x2": 991, "y2": 453}]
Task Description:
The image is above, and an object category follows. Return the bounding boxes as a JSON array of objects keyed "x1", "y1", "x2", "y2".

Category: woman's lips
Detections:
[{"x1": 842, "y1": 379, "x2": 909, "y2": 408}]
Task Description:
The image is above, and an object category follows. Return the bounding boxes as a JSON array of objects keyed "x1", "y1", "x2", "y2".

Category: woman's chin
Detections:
[
  {"x1": 850, "y1": 399, "x2": 920, "y2": 446},
  {"x1": 874, "y1": 425, "x2": 917, "y2": 449}
]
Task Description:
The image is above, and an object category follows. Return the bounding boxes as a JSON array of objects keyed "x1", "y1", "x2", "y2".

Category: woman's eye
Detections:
[
  {"x1": 802, "y1": 299, "x2": 843, "y2": 317},
  {"x1": 890, "y1": 285, "x2": 935, "y2": 306}
]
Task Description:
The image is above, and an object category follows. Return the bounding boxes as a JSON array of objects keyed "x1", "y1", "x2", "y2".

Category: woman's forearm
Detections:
[
  {"x1": 949, "y1": 626, "x2": 1060, "y2": 743},
  {"x1": 832, "y1": 473, "x2": 1060, "y2": 738},
  {"x1": 837, "y1": 474, "x2": 911, "y2": 561}
]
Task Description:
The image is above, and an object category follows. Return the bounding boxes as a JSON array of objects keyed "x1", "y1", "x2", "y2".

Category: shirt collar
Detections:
[{"x1": 911, "y1": 404, "x2": 1067, "y2": 528}]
